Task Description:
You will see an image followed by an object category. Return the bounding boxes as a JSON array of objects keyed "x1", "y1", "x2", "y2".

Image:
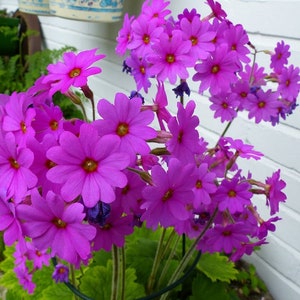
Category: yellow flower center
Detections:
[
  {"x1": 143, "y1": 34, "x2": 150, "y2": 44},
  {"x1": 53, "y1": 218, "x2": 67, "y2": 228},
  {"x1": 162, "y1": 189, "x2": 173, "y2": 202},
  {"x1": 82, "y1": 158, "x2": 98, "y2": 173},
  {"x1": 9, "y1": 158, "x2": 20, "y2": 169},
  {"x1": 49, "y1": 120, "x2": 58, "y2": 131},
  {"x1": 166, "y1": 54, "x2": 175, "y2": 64},
  {"x1": 211, "y1": 65, "x2": 220, "y2": 74},
  {"x1": 20, "y1": 121, "x2": 27, "y2": 133},
  {"x1": 191, "y1": 36, "x2": 198, "y2": 46},
  {"x1": 116, "y1": 123, "x2": 129, "y2": 137},
  {"x1": 69, "y1": 68, "x2": 81, "y2": 78},
  {"x1": 228, "y1": 190, "x2": 237, "y2": 197}
]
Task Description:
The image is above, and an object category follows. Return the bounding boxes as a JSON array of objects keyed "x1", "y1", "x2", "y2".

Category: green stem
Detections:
[
  {"x1": 147, "y1": 227, "x2": 167, "y2": 294},
  {"x1": 159, "y1": 208, "x2": 218, "y2": 300},
  {"x1": 156, "y1": 234, "x2": 181, "y2": 289},
  {"x1": 118, "y1": 247, "x2": 126, "y2": 300},
  {"x1": 111, "y1": 245, "x2": 119, "y2": 300}
]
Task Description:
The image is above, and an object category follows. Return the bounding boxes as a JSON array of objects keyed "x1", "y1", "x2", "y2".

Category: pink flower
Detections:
[
  {"x1": 193, "y1": 44, "x2": 239, "y2": 95},
  {"x1": 265, "y1": 170, "x2": 286, "y2": 215},
  {"x1": 0, "y1": 133, "x2": 37, "y2": 202},
  {"x1": 147, "y1": 30, "x2": 193, "y2": 84},
  {"x1": 205, "y1": 0, "x2": 227, "y2": 20},
  {"x1": 193, "y1": 163, "x2": 217, "y2": 208},
  {"x1": 270, "y1": 40, "x2": 290, "y2": 73},
  {"x1": 180, "y1": 16, "x2": 215, "y2": 60},
  {"x1": 52, "y1": 264, "x2": 69, "y2": 283},
  {"x1": 116, "y1": 13, "x2": 135, "y2": 56},
  {"x1": 209, "y1": 92, "x2": 239, "y2": 122},
  {"x1": 17, "y1": 189, "x2": 96, "y2": 264},
  {"x1": 2, "y1": 92, "x2": 36, "y2": 147},
  {"x1": 128, "y1": 16, "x2": 163, "y2": 57},
  {"x1": 0, "y1": 190, "x2": 23, "y2": 245},
  {"x1": 141, "y1": 0, "x2": 171, "y2": 25},
  {"x1": 95, "y1": 93, "x2": 156, "y2": 164},
  {"x1": 92, "y1": 201, "x2": 134, "y2": 251},
  {"x1": 245, "y1": 89, "x2": 280, "y2": 123},
  {"x1": 14, "y1": 265, "x2": 36, "y2": 294},
  {"x1": 46, "y1": 123, "x2": 130, "y2": 207},
  {"x1": 213, "y1": 177, "x2": 252, "y2": 214},
  {"x1": 43, "y1": 48, "x2": 105, "y2": 95},
  {"x1": 277, "y1": 65, "x2": 300, "y2": 101},
  {"x1": 199, "y1": 222, "x2": 250, "y2": 254},
  {"x1": 166, "y1": 101, "x2": 201, "y2": 163},
  {"x1": 141, "y1": 158, "x2": 196, "y2": 229}
]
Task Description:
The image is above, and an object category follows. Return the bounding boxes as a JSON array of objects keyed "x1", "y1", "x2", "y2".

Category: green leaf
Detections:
[
  {"x1": 197, "y1": 253, "x2": 238, "y2": 283},
  {"x1": 188, "y1": 273, "x2": 231, "y2": 300},
  {"x1": 79, "y1": 260, "x2": 145, "y2": 300},
  {"x1": 41, "y1": 282, "x2": 74, "y2": 300},
  {"x1": 79, "y1": 262, "x2": 112, "y2": 300}
]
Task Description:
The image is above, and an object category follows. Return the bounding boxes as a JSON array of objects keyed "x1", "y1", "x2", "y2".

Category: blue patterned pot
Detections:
[
  {"x1": 49, "y1": 0, "x2": 124, "y2": 22},
  {"x1": 18, "y1": 0, "x2": 50, "y2": 15}
]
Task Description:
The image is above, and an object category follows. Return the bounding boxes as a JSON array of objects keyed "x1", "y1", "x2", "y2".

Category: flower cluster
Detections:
[
  {"x1": 0, "y1": 0, "x2": 297, "y2": 295},
  {"x1": 117, "y1": 0, "x2": 300, "y2": 125}
]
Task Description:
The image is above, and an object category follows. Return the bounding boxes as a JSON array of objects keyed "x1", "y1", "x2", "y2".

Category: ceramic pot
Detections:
[{"x1": 18, "y1": 0, "x2": 51, "y2": 15}]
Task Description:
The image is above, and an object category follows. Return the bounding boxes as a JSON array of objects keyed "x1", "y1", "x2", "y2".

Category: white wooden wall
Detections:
[{"x1": 1, "y1": 1, "x2": 300, "y2": 299}]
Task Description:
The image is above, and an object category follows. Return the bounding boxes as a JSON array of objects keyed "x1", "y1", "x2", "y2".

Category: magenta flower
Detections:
[
  {"x1": 128, "y1": 16, "x2": 163, "y2": 57},
  {"x1": 14, "y1": 265, "x2": 36, "y2": 294},
  {"x1": 223, "y1": 137, "x2": 263, "y2": 160},
  {"x1": 47, "y1": 123, "x2": 130, "y2": 207},
  {"x1": 265, "y1": 170, "x2": 286, "y2": 215},
  {"x1": 141, "y1": 0, "x2": 171, "y2": 25},
  {"x1": 193, "y1": 44, "x2": 239, "y2": 95},
  {"x1": 2, "y1": 92, "x2": 36, "y2": 147},
  {"x1": 125, "y1": 53, "x2": 151, "y2": 92},
  {"x1": 0, "y1": 132, "x2": 37, "y2": 202},
  {"x1": 17, "y1": 189, "x2": 96, "y2": 264},
  {"x1": 166, "y1": 101, "x2": 201, "y2": 163},
  {"x1": 193, "y1": 163, "x2": 217, "y2": 208},
  {"x1": 43, "y1": 48, "x2": 105, "y2": 95},
  {"x1": 180, "y1": 16, "x2": 215, "y2": 60},
  {"x1": 116, "y1": 13, "x2": 135, "y2": 56},
  {"x1": 0, "y1": 190, "x2": 23, "y2": 245},
  {"x1": 141, "y1": 158, "x2": 196, "y2": 229},
  {"x1": 245, "y1": 89, "x2": 280, "y2": 123},
  {"x1": 277, "y1": 65, "x2": 300, "y2": 101},
  {"x1": 31, "y1": 104, "x2": 64, "y2": 142},
  {"x1": 26, "y1": 241, "x2": 51, "y2": 269},
  {"x1": 213, "y1": 177, "x2": 252, "y2": 214},
  {"x1": 147, "y1": 30, "x2": 193, "y2": 84},
  {"x1": 270, "y1": 40, "x2": 290, "y2": 73},
  {"x1": 239, "y1": 63, "x2": 267, "y2": 87},
  {"x1": 209, "y1": 92, "x2": 239, "y2": 122},
  {"x1": 95, "y1": 93, "x2": 156, "y2": 163},
  {"x1": 205, "y1": 0, "x2": 227, "y2": 20},
  {"x1": 92, "y1": 201, "x2": 134, "y2": 251},
  {"x1": 199, "y1": 222, "x2": 250, "y2": 254},
  {"x1": 52, "y1": 264, "x2": 69, "y2": 283},
  {"x1": 152, "y1": 80, "x2": 172, "y2": 130}
]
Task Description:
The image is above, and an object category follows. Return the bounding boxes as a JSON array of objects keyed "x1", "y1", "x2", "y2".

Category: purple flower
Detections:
[
  {"x1": 52, "y1": 264, "x2": 69, "y2": 283},
  {"x1": 141, "y1": 0, "x2": 171, "y2": 25},
  {"x1": 17, "y1": 189, "x2": 96, "y2": 264},
  {"x1": 277, "y1": 65, "x2": 300, "y2": 101},
  {"x1": 270, "y1": 40, "x2": 290, "y2": 73},
  {"x1": 265, "y1": 170, "x2": 286, "y2": 215},
  {"x1": 141, "y1": 158, "x2": 196, "y2": 229},
  {"x1": 213, "y1": 177, "x2": 252, "y2": 214},
  {"x1": 193, "y1": 44, "x2": 239, "y2": 95},
  {"x1": 0, "y1": 190, "x2": 23, "y2": 245},
  {"x1": 95, "y1": 93, "x2": 156, "y2": 164},
  {"x1": 116, "y1": 13, "x2": 135, "y2": 56},
  {"x1": 147, "y1": 30, "x2": 193, "y2": 84},
  {"x1": 0, "y1": 132, "x2": 37, "y2": 202},
  {"x1": 43, "y1": 48, "x2": 105, "y2": 95},
  {"x1": 199, "y1": 222, "x2": 250, "y2": 254},
  {"x1": 46, "y1": 123, "x2": 130, "y2": 207},
  {"x1": 2, "y1": 92, "x2": 36, "y2": 147},
  {"x1": 245, "y1": 89, "x2": 280, "y2": 123},
  {"x1": 14, "y1": 265, "x2": 36, "y2": 294},
  {"x1": 166, "y1": 101, "x2": 201, "y2": 163},
  {"x1": 205, "y1": 0, "x2": 227, "y2": 20}
]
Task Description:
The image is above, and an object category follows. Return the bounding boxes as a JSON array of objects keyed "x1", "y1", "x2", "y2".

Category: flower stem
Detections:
[
  {"x1": 111, "y1": 245, "x2": 119, "y2": 300},
  {"x1": 159, "y1": 208, "x2": 218, "y2": 300},
  {"x1": 118, "y1": 247, "x2": 126, "y2": 300},
  {"x1": 147, "y1": 227, "x2": 167, "y2": 294}
]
